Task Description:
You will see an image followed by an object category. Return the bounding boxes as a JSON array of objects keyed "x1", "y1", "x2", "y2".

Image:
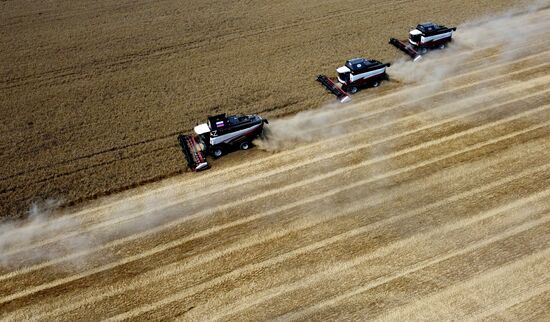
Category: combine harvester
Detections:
[
  {"x1": 390, "y1": 22, "x2": 456, "y2": 61},
  {"x1": 317, "y1": 58, "x2": 390, "y2": 103},
  {"x1": 178, "y1": 113, "x2": 268, "y2": 171}
]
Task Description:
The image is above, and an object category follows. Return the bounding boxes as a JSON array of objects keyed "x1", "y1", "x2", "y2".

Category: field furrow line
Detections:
[
  {"x1": 107, "y1": 189, "x2": 550, "y2": 321},
  {"x1": 376, "y1": 248, "x2": 550, "y2": 322},
  {"x1": 0, "y1": 0, "x2": 418, "y2": 89},
  {"x1": 20, "y1": 145, "x2": 550, "y2": 320},
  {"x1": 276, "y1": 216, "x2": 550, "y2": 322},
  {"x1": 0, "y1": 143, "x2": 173, "y2": 195},
  {"x1": 0, "y1": 130, "x2": 178, "y2": 183},
  {"x1": 465, "y1": 284, "x2": 550, "y2": 322},
  {"x1": 5, "y1": 2, "x2": 550, "y2": 88}
]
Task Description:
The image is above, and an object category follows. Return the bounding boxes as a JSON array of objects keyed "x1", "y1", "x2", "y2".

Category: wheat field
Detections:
[{"x1": 0, "y1": 2, "x2": 549, "y2": 320}]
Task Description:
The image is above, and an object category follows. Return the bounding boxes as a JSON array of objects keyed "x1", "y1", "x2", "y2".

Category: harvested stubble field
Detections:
[
  {"x1": 0, "y1": 1, "x2": 550, "y2": 320},
  {"x1": 0, "y1": 0, "x2": 537, "y2": 218}
]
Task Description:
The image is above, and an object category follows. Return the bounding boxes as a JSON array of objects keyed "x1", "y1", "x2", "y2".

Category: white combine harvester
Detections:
[
  {"x1": 390, "y1": 22, "x2": 456, "y2": 61},
  {"x1": 317, "y1": 58, "x2": 390, "y2": 103},
  {"x1": 178, "y1": 113, "x2": 268, "y2": 171}
]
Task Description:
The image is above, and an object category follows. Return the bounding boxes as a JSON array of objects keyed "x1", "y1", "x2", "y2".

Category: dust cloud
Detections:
[
  {"x1": 254, "y1": 102, "x2": 350, "y2": 151},
  {"x1": 0, "y1": 192, "x2": 176, "y2": 269},
  {"x1": 0, "y1": 199, "x2": 90, "y2": 267}
]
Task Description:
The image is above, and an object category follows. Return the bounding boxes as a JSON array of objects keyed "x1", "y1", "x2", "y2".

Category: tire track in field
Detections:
[
  {"x1": 274, "y1": 215, "x2": 550, "y2": 321},
  {"x1": 2, "y1": 91, "x2": 549, "y2": 288},
  {"x1": 376, "y1": 250, "x2": 550, "y2": 322},
  {"x1": 3, "y1": 103, "x2": 550, "y2": 308},
  {"x1": 107, "y1": 189, "x2": 550, "y2": 321},
  {"x1": 5, "y1": 1, "x2": 550, "y2": 89},
  {"x1": 4, "y1": 68, "x2": 548, "y2": 259},
  {"x1": 35, "y1": 142, "x2": 550, "y2": 318},
  {"x1": 4, "y1": 62, "x2": 548, "y2": 257},
  {"x1": 18, "y1": 143, "x2": 550, "y2": 320},
  {"x1": 216, "y1": 214, "x2": 550, "y2": 322},
  {"x1": 115, "y1": 167, "x2": 550, "y2": 321},
  {"x1": 464, "y1": 285, "x2": 550, "y2": 322}
]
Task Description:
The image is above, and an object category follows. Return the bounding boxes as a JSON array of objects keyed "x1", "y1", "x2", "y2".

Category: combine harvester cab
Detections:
[
  {"x1": 178, "y1": 113, "x2": 268, "y2": 171},
  {"x1": 390, "y1": 22, "x2": 456, "y2": 61},
  {"x1": 317, "y1": 58, "x2": 390, "y2": 102}
]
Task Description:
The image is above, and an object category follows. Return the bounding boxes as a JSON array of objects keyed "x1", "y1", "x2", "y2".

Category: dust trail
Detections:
[
  {"x1": 0, "y1": 190, "x2": 178, "y2": 269},
  {"x1": 254, "y1": 102, "x2": 346, "y2": 151},
  {"x1": 0, "y1": 200, "x2": 92, "y2": 268}
]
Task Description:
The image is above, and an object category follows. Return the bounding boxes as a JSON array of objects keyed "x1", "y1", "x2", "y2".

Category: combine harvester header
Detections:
[
  {"x1": 317, "y1": 75, "x2": 351, "y2": 103},
  {"x1": 177, "y1": 134, "x2": 209, "y2": 171}
]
